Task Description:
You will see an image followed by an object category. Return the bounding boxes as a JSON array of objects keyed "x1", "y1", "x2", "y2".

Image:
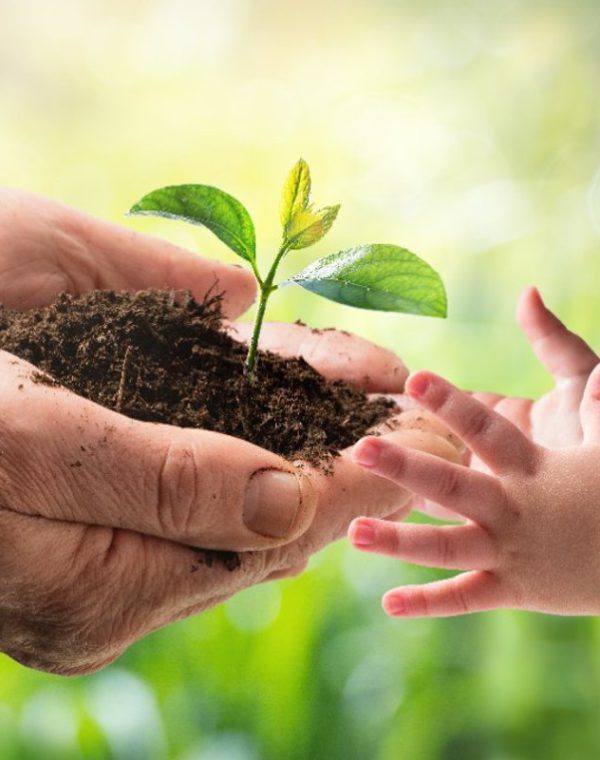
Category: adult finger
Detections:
[
  {"x1": 263, "y1": 561, "x2": 309, "y2": 582},
  {"x1": 99, "y1": 440, "x2": 421, "y2": 658},
  {"x1": 66, "y1": 198, "x2": 257, "y2": 318},
  {"x1": 113, "y1": 420, "x2": 469, "y2": 652},
  {"x1": 349, "y1": 518, "x2": 497, "y2": 570},
  {"x1": 379, "y1": 405, "x2": 465, "y2": 455},
  {"x1": 579, "y1": 364, "x2": 600, "y2": 444},
  {"x1": 382, "y1": 571, "x2": 506, "y2": 618},
  {"x1": 0, "y1": 507, "x2": 253, "y2": 674},
  {"x1": 517, "y1": 286, "x2": 598, "y2": 381},
  {"x1": 404, "y1": 372, "x2": 540, "y2": 474},
  {"x1": 1, "y1": 189, "x2": 256, "y2": 318},
  {"x1": 229, "y1": 321, "x2": 408, "y2": 392},
  {"x1": 352, "y1": 435, "x2": 505, "y2": 525},
  {"x1": 0, "y1": 351, "x2": 316, "y2": 551},
  {"x1": 38, "y1": 432, "x2": 416, "y2": 670}
]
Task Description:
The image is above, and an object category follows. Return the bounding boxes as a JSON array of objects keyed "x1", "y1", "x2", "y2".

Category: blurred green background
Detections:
[{"x1": 2, "y1": 0, "x2": 600, "y2": 757}]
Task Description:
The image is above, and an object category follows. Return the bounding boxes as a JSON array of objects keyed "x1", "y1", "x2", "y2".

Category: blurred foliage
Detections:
[{"x1": 2, "y1": 0, "x2": 600, "y2": 757}]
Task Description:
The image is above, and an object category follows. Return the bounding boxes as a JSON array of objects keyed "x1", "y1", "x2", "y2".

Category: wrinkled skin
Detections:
[{"x1": 0, "y1": 189, "x2": 458, "y2": 675}]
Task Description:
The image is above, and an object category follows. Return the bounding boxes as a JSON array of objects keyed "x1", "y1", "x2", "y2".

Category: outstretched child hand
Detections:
[
  {"x1": 474, "y1": 286, "x2": 599, "y2": 451},
  {"x1": 348, "y1": 365, "x2": 600, "y2": 618}
]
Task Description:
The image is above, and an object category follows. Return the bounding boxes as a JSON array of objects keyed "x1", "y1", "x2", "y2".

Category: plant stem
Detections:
[{"x1": 244, "y1": 242, "x2": 290, "y2": 378}]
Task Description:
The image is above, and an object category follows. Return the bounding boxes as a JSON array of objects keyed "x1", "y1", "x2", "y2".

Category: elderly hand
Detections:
[{"x1": 0, "y1": 190, "x2": 457, "y2": 675}]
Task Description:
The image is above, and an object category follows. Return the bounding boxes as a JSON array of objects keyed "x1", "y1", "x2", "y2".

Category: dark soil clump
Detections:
[{"x1": 0, "y1": 289, "x2": 394, "y2": 467}]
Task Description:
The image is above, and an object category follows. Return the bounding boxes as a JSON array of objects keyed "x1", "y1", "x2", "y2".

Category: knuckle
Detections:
[
  {"x1": 436, "y1": 467, "x2": 461, "y2": 501},
  {"x1": 501, "y1": 492, "x2": 523, "y2": 527},
  {"x1": 452, "y1": 583, "x2": 472, "y2": 614},
  {"x1": 382, "y1": 450, "x2": 407, "y2": 482},
  {"x1": 383, "y1": 525, "x2": 403, "y2": 556},
  {"x1": 240, "y1": 548, "x2": 275, "y2": 583},
  {"x1": 429, "y1": 381, "x2": 452, "y2": 413},
  {"x1": 435, "y1": 532, "x2": 454, "y2": 567},
  {"x1": 462, "y1": 407, "x2": 494, "y2": 441},
  {"x1": 155, "y1": 441, "x2": 211, "y2": 539}
]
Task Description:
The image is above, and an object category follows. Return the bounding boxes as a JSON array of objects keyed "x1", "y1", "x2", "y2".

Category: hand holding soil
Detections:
[{"x1": 0, "y1": 189, "x2": 458, "y2": 675}]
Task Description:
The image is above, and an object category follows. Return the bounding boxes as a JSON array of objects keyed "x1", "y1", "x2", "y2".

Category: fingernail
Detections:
[
  {"x1": 383, "y1": 594, "x2": 406, "y2": 616},
  {"x1": 353, "y1": 437, "x2": 381, "y2": 467},
  {"x1": 350, "y1": 519, "x2": 375, "y2": 547},
  {"x1": 244, "y1": 469, "x2": 308, "y2": 538},
  {"x1": 408, "y1": 373, "x2": 430, "y2": 398}
]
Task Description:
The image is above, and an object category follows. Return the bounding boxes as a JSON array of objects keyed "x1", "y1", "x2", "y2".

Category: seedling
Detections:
[{"x1": 128, "y1": 159, "x2": 447, "y2": 379}]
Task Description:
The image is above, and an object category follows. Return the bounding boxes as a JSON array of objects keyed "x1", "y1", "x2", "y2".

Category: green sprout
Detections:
[{"x1": 128, "y1": 159, "x2": 447, "y2": 379}]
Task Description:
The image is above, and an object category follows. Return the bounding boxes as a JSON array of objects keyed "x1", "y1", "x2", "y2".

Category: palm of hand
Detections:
[
  {"x1": 0, "y1": 189, "x2": 439, "y2": 675},
  {"x1": 474, "y1": 287, "x2": 597, "y2": 458}
]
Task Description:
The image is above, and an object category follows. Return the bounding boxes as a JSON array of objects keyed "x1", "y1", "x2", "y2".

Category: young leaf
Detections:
[
  {"x1": 288, "y1": 244, "x2": 447, "y2": 317},
  {"x1": 285, "y1": 204, "x2": 340, "y2": 250},
  {"x1": 129, "y1": 184, "x2": 256, "y2": 264},
  {"x1": 280, "y1": 158, "x2": 311, "y2": 230}
]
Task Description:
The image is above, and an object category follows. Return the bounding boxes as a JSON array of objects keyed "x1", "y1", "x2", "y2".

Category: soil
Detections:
[{"x1": 0, "y1": 289, "x2": 395, "y2": 569}]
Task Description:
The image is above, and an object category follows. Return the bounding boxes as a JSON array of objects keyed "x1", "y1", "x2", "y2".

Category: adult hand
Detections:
[
  {"x1": 0, "y1": 347, "x2": 448, "y2": 677},
  {"x1": 0, "y1": 190, "x2": 457, "y2": 675},
  {"x1": 0, "y1": 188, "x2": 256, "y2": 315}
]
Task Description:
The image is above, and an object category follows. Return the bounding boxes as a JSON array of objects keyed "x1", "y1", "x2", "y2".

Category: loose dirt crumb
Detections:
[
  {"x1": 0, "y1": 289, "x2": 397, "y2": 573},
  {"x1": 0, "y1": 289, "x2": 394, "y2": 467}
]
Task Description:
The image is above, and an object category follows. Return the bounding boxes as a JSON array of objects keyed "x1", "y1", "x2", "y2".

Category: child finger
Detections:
[
  {"x1": 579, "y1": 364, "x2": 600, "y2": 443},
  {"x1": 382, "y1": 571, "x2": 505, "y2": 618},
  {"x1": 348, "y1": 518, "x2": 497, "y2": 570},
  {"x1": 352, "y1": 437, "x2": 506, "y2": 525},
  {"x1": 470, "y1": 391, "x2": 505, "y2": 407},
  {"x1": 404, "y1": 372, "x2": 540, "y2": 474},
  {"x1": 492, "y1": 397, "x2": 533, "y2": 436},
  {"x1": 517, "y1": 287, "x2": 598, "y2": 381}
]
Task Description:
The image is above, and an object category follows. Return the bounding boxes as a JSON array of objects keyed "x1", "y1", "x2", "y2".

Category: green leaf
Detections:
[
  {"x1": 129, "y1": 184, "x2": 256, "y2": 264},
  {"x1": 280, "y1": 158, "x2": 311, "y2": 230},
  {"x1": 288, "y1": 244, "x2": 447, "y2": 317},
  {"x1": 285, "y1": 204, "x2": 340, "y2": 250}
]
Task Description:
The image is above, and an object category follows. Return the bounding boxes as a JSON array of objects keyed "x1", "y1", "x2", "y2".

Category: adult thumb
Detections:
[{"x1": 0, "y1": 351, "x2": 317, "y2": 551}]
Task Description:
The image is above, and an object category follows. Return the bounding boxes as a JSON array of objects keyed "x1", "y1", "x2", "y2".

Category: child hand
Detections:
[
  {"x1": 348, "y1": 365, "x2": 600, "y2": 617},
  {"x1": 474, "y1": 286, "x2": 598, "y2": 451},
  {"x1": 386, "y1": 287, "x2": 598, "y2": 524}
]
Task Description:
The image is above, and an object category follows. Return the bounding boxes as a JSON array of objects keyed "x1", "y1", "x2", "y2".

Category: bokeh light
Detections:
[{"x1": 2, "y1": 0, "x2": 600, "y2": 758}]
